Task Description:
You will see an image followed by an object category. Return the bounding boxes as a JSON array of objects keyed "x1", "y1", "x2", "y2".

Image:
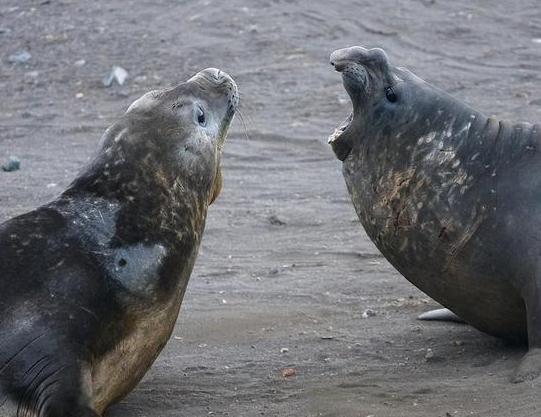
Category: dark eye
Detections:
[
  {"x1": 197, "y1": 107, "x2": 206, "y2": 126},
  {"x1": 385, "y1": 87, "x2": 397, "y2": 103}
]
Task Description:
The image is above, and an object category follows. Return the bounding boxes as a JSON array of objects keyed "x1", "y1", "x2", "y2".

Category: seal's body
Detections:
[
  {"x1": 329, "y1": 46, "x2": 541, "y2": 381},
  {"x1": 0, "y1": 68, "x2": 238, "y2": 416}
]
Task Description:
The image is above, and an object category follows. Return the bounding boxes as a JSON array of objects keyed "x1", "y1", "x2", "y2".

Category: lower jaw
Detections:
[
  {"x1": 209, "y1": 167, "x2": 222, "y2": 204},
  {"x1": 328, "y1": 114, "x2": 354, "y2": 161},
  {"x1": 330, "y1": 139, "x2": 352, "y2": 161}
]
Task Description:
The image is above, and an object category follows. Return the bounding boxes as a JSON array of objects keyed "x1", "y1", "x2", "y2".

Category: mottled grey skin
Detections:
[
  {"x1": 0, "y1": 68, "x2": 238, "y2": 416},
  {"x1": 329, "y1": 46, "x2": 541, "y2": 382}
]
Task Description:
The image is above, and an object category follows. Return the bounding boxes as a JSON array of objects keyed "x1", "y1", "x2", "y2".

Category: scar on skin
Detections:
[
  {"x1": 372, "y1": 169, "x2": 418, "y2": 234},
  {"x1": 444, "y1": 215, "x2": 484, "y2": 270},
  {"x1": 377, "y1": 169, "x2": 416, "y2": 205}
]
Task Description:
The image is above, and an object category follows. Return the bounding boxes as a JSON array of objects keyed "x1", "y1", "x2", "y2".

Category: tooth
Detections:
[{"x1": 328, "y1": 128, "x2": 342, "y2": 143}]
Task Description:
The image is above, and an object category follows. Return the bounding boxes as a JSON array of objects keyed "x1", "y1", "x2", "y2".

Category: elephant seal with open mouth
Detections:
[
  {"x1": 0, "y1": 68, "x2": 238, "y2": 416},
  {"x1": 329, "y1": 45, "x2": 541, "y2": 382}
]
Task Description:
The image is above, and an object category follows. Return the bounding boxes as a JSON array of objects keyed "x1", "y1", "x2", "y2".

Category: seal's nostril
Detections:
[{"x1": 331, "y1": 60, "x2": 347, "y2": 72}]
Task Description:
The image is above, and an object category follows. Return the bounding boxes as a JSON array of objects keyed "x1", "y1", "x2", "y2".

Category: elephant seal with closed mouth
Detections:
[
  {"x1": 0, "y1": 68, "x2": 238, "y2": 416},
  {"x1": 329, "y1": 45, "x2": 541, "y2": 382}
]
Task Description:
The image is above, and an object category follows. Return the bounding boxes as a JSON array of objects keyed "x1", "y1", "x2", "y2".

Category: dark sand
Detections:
[{"x1": 2, "y1": 1, "x2": 541, "y2": 416}]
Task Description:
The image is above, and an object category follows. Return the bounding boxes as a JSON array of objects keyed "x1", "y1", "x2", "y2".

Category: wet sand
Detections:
[{"x1": 2, "y1": 0, "x2": 541, "y2": 415}]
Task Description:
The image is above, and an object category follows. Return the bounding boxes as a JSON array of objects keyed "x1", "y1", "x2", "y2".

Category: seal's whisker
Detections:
[
  {"x1": 236, "y1": 102, "x2": 253, "y2": 124},
  {"x1": 236, "y1": 110, "x2": 250, "y2": 141},
  {"x1": 237, "y1": 100, "x2": 255, "y2": 113}
]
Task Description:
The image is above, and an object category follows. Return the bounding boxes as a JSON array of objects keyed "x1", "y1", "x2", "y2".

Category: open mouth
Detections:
[
  {"x1": 328, "y1": 112, "x2": 353, "y2": 161},
  {"x1": 329, "y1": 47, "x2": 375, "y2": 161},
  {"x1": 328, "y1": 112, "x2": 352, "y2": 144}
]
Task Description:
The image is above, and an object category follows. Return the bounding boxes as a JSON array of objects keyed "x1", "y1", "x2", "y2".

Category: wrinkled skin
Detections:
[
  {"x1": 0, "y1": 68, "x2": 238, "y2": 416},
  {"x1": 329, "y1": 46, "x2": 541, "y2": 382}
]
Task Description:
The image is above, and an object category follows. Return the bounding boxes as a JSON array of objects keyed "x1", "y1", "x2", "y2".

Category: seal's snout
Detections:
[
  {"x1": 330, "y1": 46, "x2": 368, "y2": 72},
  {"x1": 330, "y1": 59, "x2": 347, "y2": 72},
  {"x1": 188, "y1": 67, "x2": 239, "y2": 118},
  {"x1": 189, "y1": 68, "x2": 238, "y2": 110},
  {"x1": 192, "y1": 67, "x2": 233, "y2": 87},
  {"x1": 205, "y1": 67, "x2": 223, "y2": 82},
  {"x1": 330, "y1": 46, "x2": 388, "y2": 73}
]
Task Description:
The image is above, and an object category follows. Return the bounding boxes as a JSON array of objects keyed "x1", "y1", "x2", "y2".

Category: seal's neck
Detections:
[
  {"x1": 61, "y1": 126, "x2": 214, "y2": 247},
  {"x1": 68, "y1": 120, "x2": 217, "y2": 202},
  {"x1": 63, "y1": 164, "x2": 209, "y2": 248}
]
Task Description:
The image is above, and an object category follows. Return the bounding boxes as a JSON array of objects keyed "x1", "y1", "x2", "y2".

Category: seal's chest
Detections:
[
  {"x1": 347, "y1": 166, "x2": 423, "y2": 240},
  {"x1": 91, "y1": 297, "x2": 181, "y2": 412}
]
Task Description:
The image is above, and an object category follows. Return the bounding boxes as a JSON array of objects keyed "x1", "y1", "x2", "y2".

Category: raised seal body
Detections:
[
  {"x1": 329, "y1": 46, "x2": 541, "y2": 381},
  {"x1": 0, "y1": 68, "x2": 238, "y2": 415}
]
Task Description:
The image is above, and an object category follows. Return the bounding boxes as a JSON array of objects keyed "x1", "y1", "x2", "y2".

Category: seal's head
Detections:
[
  {"x1": 125, "y1": 68, "x2": 238, "y2": 203},
  {"x1": 84, "y1": 68, "x2": 238, "y2": 205},
  {"x1": 329, "y1": 46, "x2": 447, "y2": 162}
]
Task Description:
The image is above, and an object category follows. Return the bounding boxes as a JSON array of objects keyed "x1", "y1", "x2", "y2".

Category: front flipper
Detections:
[
  {"x1": 0, "y1": 342, "x2": 100, "y2": 417},
  {"x1": 17, "y1": 364, "x2": 100, "y2": 417},
  {"x1": 417, "y1": 308, "x2": 466, "y2": 324}
]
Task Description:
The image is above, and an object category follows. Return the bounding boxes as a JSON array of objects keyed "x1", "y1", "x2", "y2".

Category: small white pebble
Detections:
[{"x1": 362, "y1": 309, "x2": 376, "y2": 318}]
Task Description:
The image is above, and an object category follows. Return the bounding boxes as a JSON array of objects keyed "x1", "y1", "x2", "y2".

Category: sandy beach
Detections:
[{"x1": 2, "y1": 1, "x2": 541, "y2": 415}]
